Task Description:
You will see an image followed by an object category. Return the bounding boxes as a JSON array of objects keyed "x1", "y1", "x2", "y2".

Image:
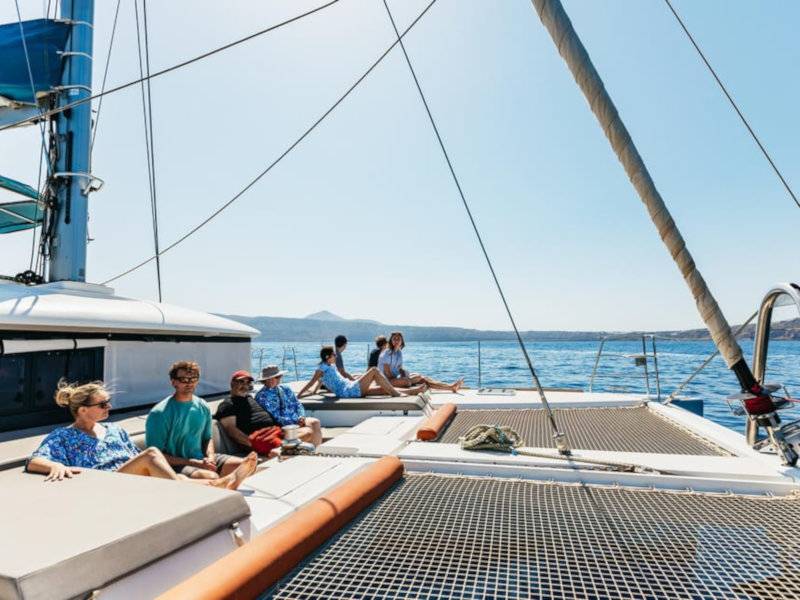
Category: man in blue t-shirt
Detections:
[
  {"x1": 146, "y1": 360, "x2": 252, "y2": 480},
  {"x1": 254, "y1": 365, "x2": 322, "y2": 445}
]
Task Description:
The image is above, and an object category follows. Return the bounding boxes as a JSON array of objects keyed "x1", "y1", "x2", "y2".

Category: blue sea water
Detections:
[{"x1": 250, "y1": 339, "x2": 800, "y2": 434}]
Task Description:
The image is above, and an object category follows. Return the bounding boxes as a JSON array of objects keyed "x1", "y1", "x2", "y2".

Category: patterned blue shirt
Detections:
[
  {"x1": 30, "y1": 424, "x2": 139, "y2": 472},
  {"x1": 254, "y1": 384, "x2": 305, "y2": 426}
]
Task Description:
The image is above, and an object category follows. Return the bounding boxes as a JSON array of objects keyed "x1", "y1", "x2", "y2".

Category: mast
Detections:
[
  {"x1": 49, "y1": 0, "x2": 94, "y2": 282},
  {"x1": 529, "y1": 0, "x2": 759, "y2": 393}
]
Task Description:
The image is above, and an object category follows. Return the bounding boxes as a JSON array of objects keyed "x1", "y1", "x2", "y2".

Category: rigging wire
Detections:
[
  {"x1": 13, "y1": 0, "x2": 50, "y2": 273},
  {"x1": 101, "y1": 0, "x2": 438, "y2": 286},
  {"x1": 0, "y1": 0, "x2": 342, "y2": 133},
  {"x1": 89, "y1": 0, "x2": 122, "y2": 163},
  {"x1": 664, "y1": 0, "x2": 799, "y2": 210},
  {"x1": 133, "y1": 0, "x2": 163, "y2": 302},
  {"x1": 379, "y1": 0, "x2": 569, "y2": 453}
]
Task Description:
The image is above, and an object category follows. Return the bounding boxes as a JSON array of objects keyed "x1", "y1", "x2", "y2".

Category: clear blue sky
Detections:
[{"x1": 1, "y1": 0, "x2": 798, "y2": 331}]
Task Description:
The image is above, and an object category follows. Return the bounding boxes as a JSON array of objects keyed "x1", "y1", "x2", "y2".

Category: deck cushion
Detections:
[
  {"x1": 301, "y1": 396, "x2": 427, "y2": 412},
  {"x1": 0, "y1": 468, "x2": 250, "y2": 600}
]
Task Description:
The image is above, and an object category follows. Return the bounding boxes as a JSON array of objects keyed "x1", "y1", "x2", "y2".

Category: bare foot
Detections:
[
  {"x1": 451, "y1": 378, "x2": 464, "y2": 393},
  {"x1": 209, "y1": 453, "x2": 258, "y2": 491},
  {"x1": 228, "y1": 452, "x2": 258, "y2": 490},
  {"x1": 402, "y1": 384, "x2": 427, "y2": 396}
]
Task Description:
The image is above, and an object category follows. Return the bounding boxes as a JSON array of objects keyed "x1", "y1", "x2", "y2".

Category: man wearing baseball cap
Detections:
[
  {"x1": 254, "y1": 365, "x2": 322, "y2": 445},
  {"x1": 214, "y1": 370, "x2": 279, "y2": 454}
]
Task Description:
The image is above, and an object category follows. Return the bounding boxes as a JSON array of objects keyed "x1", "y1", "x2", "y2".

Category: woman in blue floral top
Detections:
[
  {"x1": 297, "y1": 346, "x2": 425, "y2": 400},
  {"x1": 27, "y1": 381, "x2": 256, "y2": 489}
]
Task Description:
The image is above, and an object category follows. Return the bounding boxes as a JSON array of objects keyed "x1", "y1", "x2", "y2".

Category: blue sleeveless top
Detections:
[{"x1": 319, "y1": 362, "x2": 361, "y2": 398}]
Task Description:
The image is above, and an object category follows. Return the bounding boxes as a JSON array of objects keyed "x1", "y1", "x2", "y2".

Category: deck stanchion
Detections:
[
  {"x1": 292, "y1": 346, "x2": 298, "y2": 381},
  {"x1": 477, "y1": 340, "x2": 482, "y2": 389}
]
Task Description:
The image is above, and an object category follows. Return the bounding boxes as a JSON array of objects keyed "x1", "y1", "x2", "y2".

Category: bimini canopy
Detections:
[
  {"x1": 0, "y1": 174, "x2": 43, "y2": 234},
  {"x1": 0, "y1": 18, "x2": 69, "y2": 105}
]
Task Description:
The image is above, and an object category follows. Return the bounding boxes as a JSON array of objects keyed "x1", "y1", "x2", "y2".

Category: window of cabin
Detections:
[{"x1": 0, "y1": 347, "x2": 104, "y2": 432}]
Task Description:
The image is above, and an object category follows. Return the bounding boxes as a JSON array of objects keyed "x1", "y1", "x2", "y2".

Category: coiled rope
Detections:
[{"x1": 459, "y1": 424, "x2": 665, "y2": 474}]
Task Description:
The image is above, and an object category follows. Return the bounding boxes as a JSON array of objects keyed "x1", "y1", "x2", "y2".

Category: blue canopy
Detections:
[
  {"x1": 0, "y1": 18, "x2": 69, "y2": 104},
  {"x1": 0, "y1": 175, "x2": 43, "y2": 234}
]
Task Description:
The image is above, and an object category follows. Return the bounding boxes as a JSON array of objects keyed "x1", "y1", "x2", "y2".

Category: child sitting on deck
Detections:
[
  {"x1": 298, "y1": 346, "x2": 425, "y2": 400},
  {"x1": 26, "y1": 380, "x2": 257, "y2": 489}
]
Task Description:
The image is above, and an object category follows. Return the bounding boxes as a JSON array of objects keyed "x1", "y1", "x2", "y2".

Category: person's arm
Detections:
[
  {"x1": 297, "y1": 370, "x2": 322, "y2": 398},
  {"x1": 27, "y1": 456, "x2": 82, "y2": 481},
  {"x1": 382, "y1": 362, "x2": 394, "y2": 380},
  {"x1": 219, "y1": 416, "x2": 252, "y2": 449}
]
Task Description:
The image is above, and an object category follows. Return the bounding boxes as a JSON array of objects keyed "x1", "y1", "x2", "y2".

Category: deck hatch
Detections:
[
  {"x1": 437, "y1": 406, "x2": 728, "y2": 455},
  {"x1": 266, "y1": 473, "x2": 800, "y2": 599}
]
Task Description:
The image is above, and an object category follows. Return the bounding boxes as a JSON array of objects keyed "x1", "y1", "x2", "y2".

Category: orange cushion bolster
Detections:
[
  {"x1": 416, "y1": 403, "x2": 457, "y2": 441},
  {"x1": 157, "y1": 455, "x2": 404, "y2": 600}
]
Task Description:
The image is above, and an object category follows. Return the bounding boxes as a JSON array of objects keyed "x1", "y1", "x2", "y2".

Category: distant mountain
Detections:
[
  {"x1": 305, "y1": 310, "x2": 345, "y2": 321},
  {"x1": 217, "y1": 313, "x2": 800, "y2": 343}
]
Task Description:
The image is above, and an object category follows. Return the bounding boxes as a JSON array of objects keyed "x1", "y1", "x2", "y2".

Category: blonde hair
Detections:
[{"x1": 55, "y1": 380, "x2": 108, "y2": 418}]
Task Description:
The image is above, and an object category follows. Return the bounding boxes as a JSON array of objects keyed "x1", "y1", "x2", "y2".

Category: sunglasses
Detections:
[
  {"x1": 84, "y1": 400, "x2": 111, "y2": 409},
  {"x1": 175, "y1": 376, "x2": 199, "y2": 384}
]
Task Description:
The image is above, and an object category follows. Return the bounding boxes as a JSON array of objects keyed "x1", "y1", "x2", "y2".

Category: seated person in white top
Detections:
[{"x1": 379, "y1": 331, "x2": 464, "y2": 392}]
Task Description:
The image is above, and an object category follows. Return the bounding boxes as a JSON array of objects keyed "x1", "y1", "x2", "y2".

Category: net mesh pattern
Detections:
[
  {"x1": 436, "y1": 406, "x2": 727, "y2": 455},
  {"x1": 265, "y1": 474, "x2": 800, "y2": 599}
]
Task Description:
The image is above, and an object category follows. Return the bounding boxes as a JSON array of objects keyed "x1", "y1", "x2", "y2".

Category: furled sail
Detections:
[
  {"x1": 0, "y1": 18, "x2": 69, "y2": 105},
  {"x1": 0, "y1": 18, "x2": 69, "y2": 128},
  {"x1": 0, "y1": 174, "x2": 44, "y2": 234},
  {"x1": 530, "y1": 0, "x2": 744, "y2": 370}
]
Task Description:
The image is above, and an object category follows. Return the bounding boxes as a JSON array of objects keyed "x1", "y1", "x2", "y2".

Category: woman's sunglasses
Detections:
[
  {"x1": 84, "y1": 400, "x2": 111, "y2": 409},
  {"x1": 175, "y1": 376, "x2": 199, "y2": 384}
]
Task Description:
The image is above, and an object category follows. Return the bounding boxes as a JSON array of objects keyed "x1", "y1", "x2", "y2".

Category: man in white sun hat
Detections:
[{"x1": 254, "y1": 365, "x2": 322, "y2": 445}]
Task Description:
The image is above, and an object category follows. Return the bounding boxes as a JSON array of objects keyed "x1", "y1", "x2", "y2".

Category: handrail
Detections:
[{"x1": 588, "y1": 334, "x2": 661, "y2": 399}]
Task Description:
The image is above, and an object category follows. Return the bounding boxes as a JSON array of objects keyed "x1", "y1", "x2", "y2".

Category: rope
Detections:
[
  {"x1": 134, "y1": 0, "x2": 163, "y2": 301},
  {"x1": 381, "y1": 0, "x2": 570, "y2": 454},
  {"x1": 100, "y1": 0, "x2": 438, "y2": 286},
  {"x1": 663, "y1": 0, "x2": 799, "y2": 210},
  {"x1": 531, "y1": 0, "x2": 744, "y2": 372},
  {"x1": 459, "y1": 424, "x2": 665, "y2": 474},
  {"x1": 89, "y1": 0, "x2": 122, "y2": 163},
  {"x1": 0, "y1": 0, "x2": 343, "y2": 133},
  {"x1": 13, "y1": 0, "x2": 49, "y2": 273}
]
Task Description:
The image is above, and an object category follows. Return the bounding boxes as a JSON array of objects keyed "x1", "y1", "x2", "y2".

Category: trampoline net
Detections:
[
  {"x1": 436, "y1": 406, "x2": 728, "y2": 455},
  {"x1": 265, "y1": 473, "x2": 800, "y2": 599}
]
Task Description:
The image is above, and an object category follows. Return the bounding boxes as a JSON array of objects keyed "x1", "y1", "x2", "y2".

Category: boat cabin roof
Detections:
[{"x1": 0, "y1": 280, "x2": 258, "y2": 337}]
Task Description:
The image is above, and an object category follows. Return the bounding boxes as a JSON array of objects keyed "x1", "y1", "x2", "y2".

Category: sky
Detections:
[{"x1": 0, "y1": 0, "x2": 798, "y2": 332}]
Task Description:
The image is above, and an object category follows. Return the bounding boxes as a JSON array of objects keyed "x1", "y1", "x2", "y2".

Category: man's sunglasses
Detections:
[
  {"x1": 84, "y1": 400, "x2": 111, "y2": 409},
  {"x1": 175, "y1": 376, "x2": 199, "y2": 384}
]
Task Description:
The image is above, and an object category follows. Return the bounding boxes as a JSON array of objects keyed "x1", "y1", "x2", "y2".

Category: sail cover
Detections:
[
  {"x1": 0, "y1": 175, "x2": 43, "y2": 234},
  {"x1": 0, "y1": 18, "x2": 69, "y2": 104}
]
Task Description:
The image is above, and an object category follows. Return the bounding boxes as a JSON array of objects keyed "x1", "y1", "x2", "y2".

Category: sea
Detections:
[{"x1": 250, "y1": 339, "x2": 800, "y2": 434}]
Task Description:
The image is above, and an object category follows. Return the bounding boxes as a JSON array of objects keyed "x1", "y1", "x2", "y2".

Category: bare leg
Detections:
[
  {"x1": 117, "y1": 447, "x2": 181, "y2": 480},
  {"x1": 357, "y1": 367, "x2": 401, "y2": 397},
  {"x1": 210, "y1": 452, "x2": 258, "y2": 490},
  {"x1": 299, "y1": 417, "x2": 322, "y2": 445},
  {"x1": 414, "y1": 373, "x2": 463, "y2": 392},
  {"x1": 118, "y1": 448, "x2": 231, "y2": 487},
  {"x1": 218, "y1": 455, "x2": 244, "y2": 477}
]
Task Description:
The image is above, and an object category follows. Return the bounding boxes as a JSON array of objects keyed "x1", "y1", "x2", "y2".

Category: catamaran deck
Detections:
[
  {"x1": 265, "y1": 472, "x2": 800, "y2": 599},
  {"x1": 436, "y1": 406, "x2": 728, "y2": 455}
]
